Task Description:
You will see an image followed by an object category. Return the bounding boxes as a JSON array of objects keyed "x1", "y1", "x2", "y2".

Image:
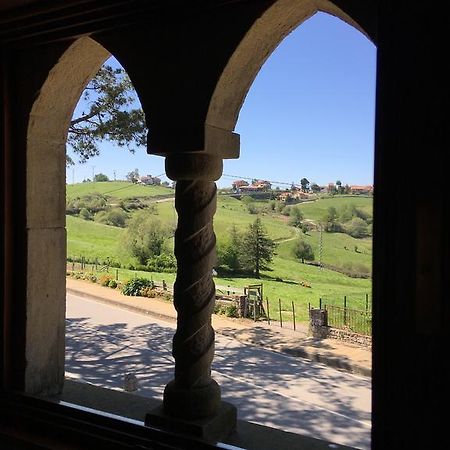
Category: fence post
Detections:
[
  {"x1": 319, "y1": 297, "x2": 322, "y2": 309},
  {"x1": 116, "y1": 269, "x2": 119, "y2": 281},
  {"x1": 292, "y1": 301, "x2": 296, "y2": 331},
  {"x1": 266, "y1": 297, "x2": 270, "y2": 325},
  {"x1": 253, "y1": 296, "x2": 257, "y2": 322},
  {"x1": 279, "y1": 299, "x2": 283, "y2": 328},
  {"x1": 344, "y1": 295, "x2": 347, "y2": 326},
  {"x1": 366, "y1": 293, "x2": 369, "y2": 311},
  {"x1": 72, "y1": 261, "x2": 75, "y2": 271}
]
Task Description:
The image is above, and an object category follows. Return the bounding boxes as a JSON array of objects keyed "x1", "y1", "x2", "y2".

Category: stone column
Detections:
[{"x1": 162, "y1": 153, "x2": 223, "y2": 420}]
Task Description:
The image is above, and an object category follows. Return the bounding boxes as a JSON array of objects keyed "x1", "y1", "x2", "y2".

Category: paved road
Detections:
[{"x1": 66, "y1": 293, "x2": 371, "y2": 449}]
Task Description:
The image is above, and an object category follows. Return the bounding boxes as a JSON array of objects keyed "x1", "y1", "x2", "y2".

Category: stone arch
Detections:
[
  {"x1": 206, "y1": 0, "x2": 375, "y2": 134},
  {"x1": 25, "y1": 37, "x2": 109, "y2": 394}
]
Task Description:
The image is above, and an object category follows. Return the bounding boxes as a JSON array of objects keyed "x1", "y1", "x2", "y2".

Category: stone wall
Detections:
[
  {"x1": 309, "y1": 308, "x2": 372, "y2": 348},
  {"x1": 327, "y1": 327, "x2": 372, "y2": 349}
]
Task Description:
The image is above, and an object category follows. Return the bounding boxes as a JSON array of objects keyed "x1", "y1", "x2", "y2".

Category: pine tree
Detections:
[
  {"x1": 67, "y1": 62, "x2": 147, "y2": 165},
  {"x1": 241, "y1": 218, "x2": 276, "y2": 278}
]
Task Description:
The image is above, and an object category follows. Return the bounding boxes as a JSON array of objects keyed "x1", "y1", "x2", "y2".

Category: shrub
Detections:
[
  {"x1": 79, "y1": 207, "x2": 93, "y2": 220},
  {"x1": 214, "y1": 303, "x2": 238, "y2": 318},
  {"x1": 140, "y1": 287, "x2": 158, "y2": 298},
  {"x1": 108, "y1": 279, "x2": 118, "y2": 289},
  {"x1": 147, "y1": 253, "x2": 176, "y2": 272},
  {"x1": 288, "y1": 206, "x2": 304, "y2": 228},
  {"x1": 94, "y1": 208, "x2": 128, "y2": 227},
  {"x1": 346, "y1": 217, "x2": 370, "y2": 238},
  {"x1": 122, "y1": 277, "x2": 154, "y2": 296},
  {"x1": 99, "y1": 274, "x2": 113, "y2": 287},
  {"x1": 224, "y1": 304, "x2": 238, "y2": 317},
  {"x1": 66, "y1": 193, "x2": 108, "y2": 215}
]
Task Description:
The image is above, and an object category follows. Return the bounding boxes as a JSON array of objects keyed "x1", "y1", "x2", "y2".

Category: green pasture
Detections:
[
  {"x1": 66, "y1": 181, "x2": 173, "y2": 200},
  {"x1": 66, "y1": 187, "x2": 373, "y2": 322},
  {"x1": 297, "y1": 195, "x2": 372, "y2": 222}
]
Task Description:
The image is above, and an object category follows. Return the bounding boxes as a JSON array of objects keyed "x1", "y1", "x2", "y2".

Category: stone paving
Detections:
[{"x1": 66, "y1": 277, "x2": 371, "y2": 377}]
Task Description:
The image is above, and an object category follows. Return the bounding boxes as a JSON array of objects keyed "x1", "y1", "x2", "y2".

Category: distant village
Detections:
[
  {"x1": 229, "y1": 178, "x2": 373, "y2": 202},
  {"x1": 89, "y1": 172, "x2": 373, "y2": 202}
]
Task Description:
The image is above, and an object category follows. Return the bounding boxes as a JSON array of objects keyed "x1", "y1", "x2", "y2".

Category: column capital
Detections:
[{"x1": 165, "y1": 153, "x2": 223, "y2": 181}]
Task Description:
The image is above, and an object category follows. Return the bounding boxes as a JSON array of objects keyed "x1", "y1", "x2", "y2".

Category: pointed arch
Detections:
[{"x1": 206, "y1": 0, "x2": 374, "y2": 134}]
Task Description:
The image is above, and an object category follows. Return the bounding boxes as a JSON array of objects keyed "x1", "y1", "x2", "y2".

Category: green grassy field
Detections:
[
  {"x1": 66, "y1": 182, "x2": 373, "y2": 322},
  {"x1": 66, "y1": 181, "x2": 173, "y2": 200},
  {"x1": 296, "y1": 195, "x2": 372, "y2": 222}
]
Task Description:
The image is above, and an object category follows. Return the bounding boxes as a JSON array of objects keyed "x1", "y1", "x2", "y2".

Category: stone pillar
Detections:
[
  {"x1": 158, "y1": 153, "x2": 236, "y2": 436},
  {"x1": 145, "y1": 153, "x2": 236, "y2": 441},
  {"x1": 164, "y1": 177, "x2": 220, "y2": 418}
]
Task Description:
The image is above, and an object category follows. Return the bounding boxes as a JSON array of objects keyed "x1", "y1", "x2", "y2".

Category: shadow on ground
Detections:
[{"x1": 65, "y1": 316, "x2": 371, "y2": 449}]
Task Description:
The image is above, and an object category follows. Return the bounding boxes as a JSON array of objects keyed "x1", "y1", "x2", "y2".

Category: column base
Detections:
[
  {"x1": 163, "y1": 378, "x2": 221, "y2": 419},
  {"x1": 145, "y1": 401, "x2": 237, "y2": 443}
]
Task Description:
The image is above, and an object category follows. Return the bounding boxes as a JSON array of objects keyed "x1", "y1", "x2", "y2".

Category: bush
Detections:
[
  {"x1": 108, "y1": 279, "x2": 118, "y2": 289},
  {"x1": 122, "y1": 277, "x2": 154, "y2": 296},
  {"x1": 346, "y1": 217, "x2": 370, "y2": 238},
  {"x1": 94, "y1": 208, "x2": 128, "y2": 227},
  {"x1": 214, "y1": 303, "x2": 239, "y2": 318},
  {"x1": 79, "y1": 207, "x2": 93, "y2": 220},
  {"x1": 119, "y1": 197, "x2": 153, "y2": 211},
  {"x1": 99, "y1": 274, "x2": 114, "y2": 287},
  {"x1": 288, "y1": 206, "x2": 304, "y2": 228},
  {"x1": 66, "y1": 193, "x2": 108, "y2": 215},
  {"x1": 140, "y1": 287, "x2": 158, "y2": 298},
  {"x1": 146, "y1": 253, "x2": 176, "y2": 272}
]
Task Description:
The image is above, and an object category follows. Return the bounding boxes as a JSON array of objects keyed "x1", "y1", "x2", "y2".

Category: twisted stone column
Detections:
[{"x1": 163, "y1": 154, "x2": 222, "y2": 420}]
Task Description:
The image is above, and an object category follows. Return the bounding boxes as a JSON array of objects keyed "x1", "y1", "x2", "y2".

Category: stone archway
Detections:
[
  {"x1": 26, "y1": 37, "x2": 109, "y2": 395},
  {"x1": 206, "y1": 0, "x2": 374, "y2": 134}
]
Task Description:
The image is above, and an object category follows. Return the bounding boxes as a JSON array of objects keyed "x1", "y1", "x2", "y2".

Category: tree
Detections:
[
  {"x1": 310, "y1": 182, "x2": 321, "y2": 194},
  {"x1": 300, "y1": 178, "x2": 310, "y2": 193},
  {"x1": 126, "y1": 168, "x2": 140, "y2": 183},
  {"x1": 241, "y1": 218, "x2": 276, "y2": 278},
  {"x1": 322, "y1": 206, "x2": 341, "y2": 232},
  {"x1": 66, "y1": 63, "x2": 147, "y2": 165},
  {"x1": 94, "y1": 208, "x2": 128, "y2": 227},
  {"x1": 336, "y1": 180, "x2": 343, "y2": 194},
  {"x1": 346, "y1": 217, "x2": 370, "y2": 238},
  {"x1": 93, "y1": 173, "x2": 109, "y2": 182},
  {"x1": 288, "y1": 206, "x2": 304, "y2": 228},
  {"x1": 292, "y1": 239, "x2": 315, "y2": 263},
  {"x1": 218, "y1": 225, "x2": 244, "y2": 271},
  {"x1": 123, "y1": 211, "x2": 167, "y2": 264}
]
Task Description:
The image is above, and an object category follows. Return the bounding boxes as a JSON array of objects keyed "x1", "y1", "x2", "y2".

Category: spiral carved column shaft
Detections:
[{"x1": 163, "y1": 179, "x2": 221, "y2": 419}]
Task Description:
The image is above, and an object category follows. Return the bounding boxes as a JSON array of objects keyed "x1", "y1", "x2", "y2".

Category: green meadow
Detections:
[
  {"x1": 66, "y1": 181, "x2": 173, "y2": 200},
  {"x1": 66, "y1": 182, "x2": 372, "y2": 322}
]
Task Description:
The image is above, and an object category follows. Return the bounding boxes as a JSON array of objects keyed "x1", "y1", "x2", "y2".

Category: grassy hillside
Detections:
[
  {"x1": 66, "y1": 186, "x2": 373, "y2": 320},
  {"x1": 66, "y1": 181, "x2": 173, "y2": 200},
  {"x1": 66, "y1": 215, "x2": 130, "y2": 264},
  {"x1": 297, "y1": 195, "x2": 372, "y2": 222}
]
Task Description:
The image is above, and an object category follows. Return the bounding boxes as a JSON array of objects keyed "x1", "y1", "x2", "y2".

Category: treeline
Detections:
[
  {"x1": 217, "y1": 218, "x2": 276, "y2": 279},
  {"x1": 67, "y1": 194, "x2": 176, "y2": 272},
  {"x1": 321, "y1": 204, "x2": 372, "y2": 238},
  {"x1": 66, "y1": 193, "x2": 152, "y2": 227}
]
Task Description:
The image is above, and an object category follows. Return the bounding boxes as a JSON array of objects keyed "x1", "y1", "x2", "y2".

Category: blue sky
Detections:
[{"x1": 67, "y1": 12, "x2": 377, "y2": 188}]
